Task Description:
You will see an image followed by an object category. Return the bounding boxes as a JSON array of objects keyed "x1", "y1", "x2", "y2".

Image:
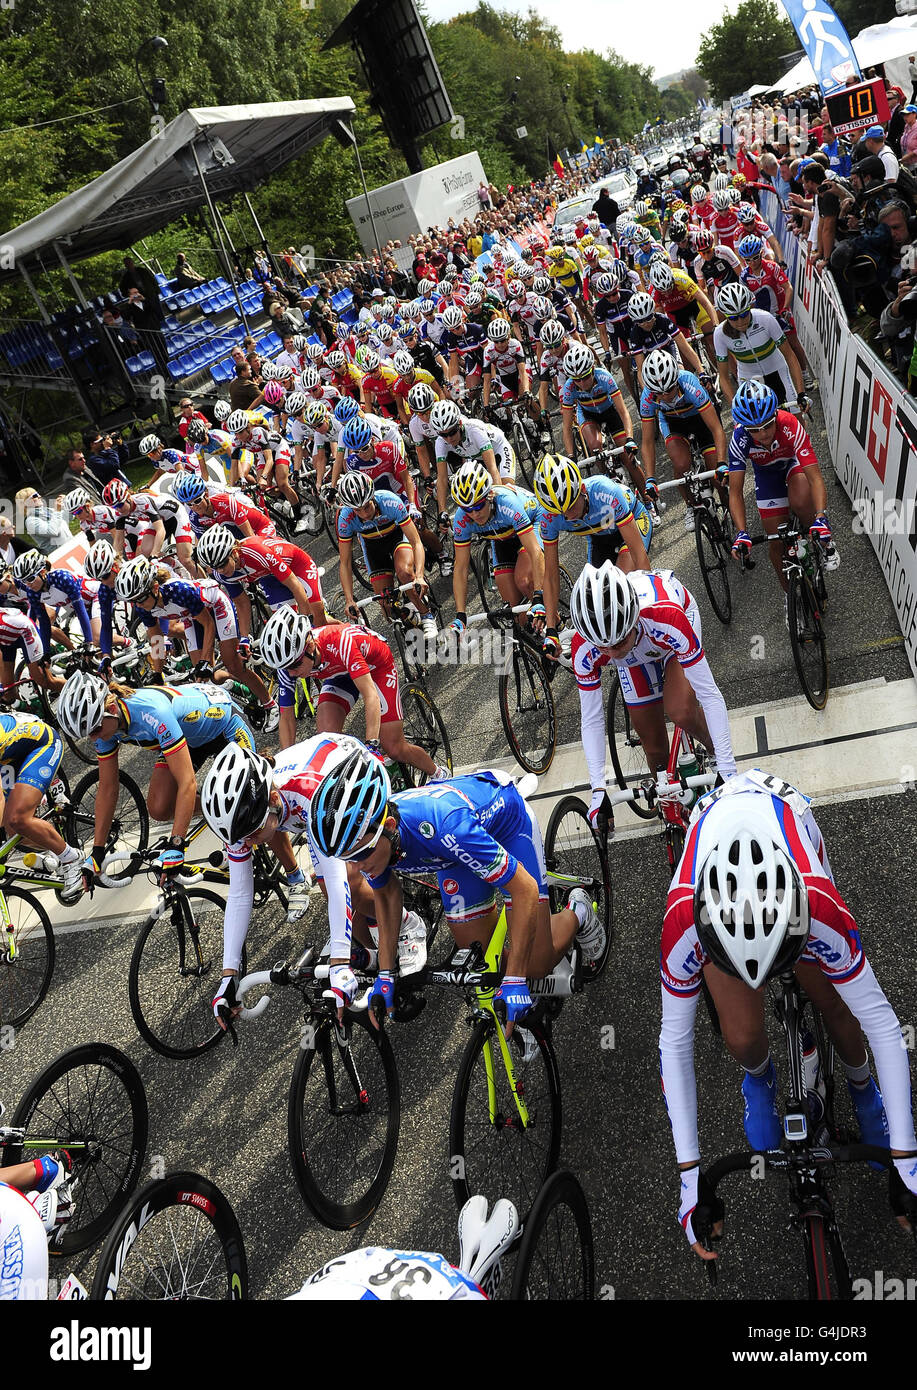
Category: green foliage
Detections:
[
  {"x1": 1, "y1": 0, "x2": 684, "y2": 313},
  {"x1": 832, "y1": 0, "x2": 896, "y2": 34},
  {"x1": 697, "y1": 0, "x2": 797, "y2": 103}
]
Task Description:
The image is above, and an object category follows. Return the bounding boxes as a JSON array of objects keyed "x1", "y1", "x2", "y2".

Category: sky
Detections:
[{"x1": 423, "y1": 0, "x2": 743, "y2": 81}]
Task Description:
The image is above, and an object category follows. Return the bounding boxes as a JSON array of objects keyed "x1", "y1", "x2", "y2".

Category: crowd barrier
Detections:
[{"x1": 760, "y1": 188, "x2": 917, "y2": 681}]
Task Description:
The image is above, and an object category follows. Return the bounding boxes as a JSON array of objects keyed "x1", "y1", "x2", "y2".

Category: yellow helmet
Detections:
[
  {"x1": 578, "y1": 234, "x2": 595, "y2": 250},
  {"x1": 450, "y1": 460, "x2": 493, "y2": 510},
  {"x1": 732, "y1": 172, "x2": 747, "y2": 188},
  {"x1": 534, "y1": 454, "x2": 583, "y2": 514},
  {"x1": 547, "y1": 245, "x2": 565, "y2": 261}
]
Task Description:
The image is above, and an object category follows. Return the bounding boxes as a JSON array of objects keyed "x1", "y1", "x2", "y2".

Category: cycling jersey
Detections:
[
  {"x1": 201, "y1": 491, "x2": 275, "y2": 538},
  {"x1": 364, "y1": 770, "x2": 548, "y2": 922},
  {"x1": 640, "y1": 370, "x2": 711, "y2": 434},
  {"x1": 132, "y1": 579, "x2": 238, "y2": 644},
  {"x1": 452, "y1": 485, "x2": 539, "y2": 550},
  {"x1": 224, "y1": 733, "x2": 357, "y2": 969},
  {"x1": 361, "y1": 365, "x2": 399, "y2": 405},
  {"x1": 289, "y1": 1246, "x2": 485, "y2": 1301},
  {"x1": 0, "y1": 609, "x2": 44, "y2": 666},
  {"x1": 419, "y1": 316, "x2": 449, "y2": 349},
  {"x1": 540, "y1": 475, "x2": 652, "y2": 563},
  {"x1": 482, "y1": 339, "x2": 526, "y2": 377},
  {"x1": 18, "y1": 569, "x2": 92, "y2": 652},
  {"x1": 434, "y1": 417, "x2": 515, "y2": 479},
  {"x1": 537, "y1": 346, "x2": 569, "y2": 392},
  {"x1": 571, "y1": 568, "x2": 736, "y2": 787},
  {"x1": 219, "y1": 537, "x2": 322, "y2": 610},
  {"x1": 690, "y1": 198, "x2": 715, "y2": 230},
  {"x1": 506, "y1": 294, "x2": 540, "y2": 332},
  {"x1": 713, "y1": 308, "x2": 794, "y2": 402},
  {"x1": 548, "y1": 256, "x2": 582, "y2": 291},
  {"x1": 742, "y1": 259, "x2": 791, "y2": 318},
  {"x1": 650, "y1": 267, "x2": 699, "y2": 317},
  {"x1": 341, "y1": 440, "x2": 411, "y2": 502},
  {"x1": 659, "y1": 770, "x2": 917, "y2": 1163},
  {"x1": 278, "y1": 623, "x2": 401, "y2": 724},
  {"x1": 693, "y1": 246, "x2": 742, "y2": 290},
  {"x1": 391, "y1": 367, "x2": 437, "y2": 412},
  {"x1": 94, "y1": 682, "x2": 254, "y2": 763},
  {"x1": 560, "y1": 366, "x2": 626, "y2": 419},
  {"x1": 237, "y1": 426, "x2": 292, "y2": 467},
  {"x1": 75, "y1": 503, "x2": 118, "y2": 540},
  {"x1": 0, "y1": 711, "x2": 62, "y2": 795},
  {"x1": 710, "y1": 209, "x2": 742, "y2": 250},
  {"x1": 625, "y1": 313, "x2": 680, "y2": 360},
  {"x1": 728, "y1": 410, "x2": 818, "y2": 513},
  {"x1": 441, "y1": 321, "x2": 487, "y2": 368}
]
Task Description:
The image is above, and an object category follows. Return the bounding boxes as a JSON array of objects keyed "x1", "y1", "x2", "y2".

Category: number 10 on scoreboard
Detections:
[{"x1": 824, "y1": 79, "x2": 891, "y2": 137}]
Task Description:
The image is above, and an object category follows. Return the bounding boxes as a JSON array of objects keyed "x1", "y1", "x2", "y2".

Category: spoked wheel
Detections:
[
  {"x1": 70, "y1": 768, "x2": 149, "y2": 857},
  {"x1": 128, "y1": 888, "x2": 246, "y2": 1060},
  {"x1": 787, "y1": 571, "x2": 829, "y2": 710},
  {"x1": 2, "y1": 1042, "x2": 148, "y2": 1256},
  {"x1": 510, "y1": 1169, "x2": 595, "y2": 1300},
  {"x1": 498, "y1": 641, "x2": 557, "y2": 774},
  {"x1": 694, "y1": 508, "x2": 732, "y2": 625},
  {"x1": 0, "y1": 887, "x2": 55, "y2": 1030},
  {"x1": 294, "y1": 477, "x2": 326, "y2": 540},
  {"x1": 91, "y1": 1172, "x2": 248, "y2": 1300},
  {"x1": 287, "y1": 1012, "x2": 401, "y2": 1230},
  {"x1": 544, "y1": 796, "x2": 613, "y2": 978},
  {"x1": 449, "y1": 1017, "x2": 561, "y2": 1224},
  {"x1": 399, "y1": 683, "x2": 452, "y2": 786},
  {"x1": 606, "y1": 675, "x2": 655, "y2": 819},
  {"x1": 803, "y1": 1212, "x2": 849, "y2": 1300},
  {"x1": 511, "y1": 422, "x2": 535, "y2": 489}
]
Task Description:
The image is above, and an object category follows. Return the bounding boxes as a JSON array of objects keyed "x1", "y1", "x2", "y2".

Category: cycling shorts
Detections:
[
  {"x1": 438, "y1": 794, "x2": 548, "y2": 923},
  {"x1": 361, "y1": 530, "x2": 412, "y2": 579},
  {"x1": 1, "y1": 722, "x2": 63, "y2": 796},
  {"x1": 663, "y1": 414, "x2": 716, "y2": 453},
  {"x1": 588, "y1": 511, "x2": 653, "y2": 567},
  {"x1": 317, "y1": 665, "x2": 403, "y2": 726},
  {"x1": 0, "y1": 611, "x2": 44, "y2": 667},
  {"x1": 752, "y1": 456, "x2": 811, "y2": 514},
  {"x1": 576, "y1": 402, "x2": 626, "y2": 436}
]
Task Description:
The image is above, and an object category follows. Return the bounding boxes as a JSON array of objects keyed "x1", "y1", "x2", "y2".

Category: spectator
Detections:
[
  {"x1": 591, "y1": 186, "x2": 620, "y2": 228},
  {"x1": 118, "y1": 255, "x2": 162, "y2": 309},
  {"x1": 858, "y1": 125, "x2": 900, "y2": 181},
  {"x1": 879, "y1": 274, "x2": 917, "y2": 375},
  {"x1": 268, "y1": 300, "x2": 305, "y2": 339},
  {"x1": 887, "y1": 88, "x2": 907, "y2": 156},
  {"x1": 16, "y1": 488, "x2": 73, "y2": 556},
  {"x1": 173, "y1": 253, "x2": 206, "y2": 290},
  {"x1": 229, "y1": 361, "x2": 262, "y2": 411},
  {"x1": 477, "y1": 180, "x2": 491, "y2": 211},
  {"x1": 82, "y1": 431, "x2": 130, "y2": 491},
  {"x1": 176, "y1": 397, "x2": 208, "y2": 441},
  {"x1": 99, "y1": 307, "x2": 139, "y2": 357},
  {"x1": 830, "y1": 200, "x2": 912, "y2": 320},
  {"x1": 819, "y1": 124, "x2": 851, "y2": 179},
  {"x1": 901, "y1": 105, "x2": 917, "y2": 169},
  {"x1": 121, "y1": 286, "x2": 167, "y2": 372}
]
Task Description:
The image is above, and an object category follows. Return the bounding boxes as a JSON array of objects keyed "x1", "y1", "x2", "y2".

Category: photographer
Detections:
[
  {"x1": 829, "y1": 200, "x2": 914, "y2": 320},
  {"x1": 878, "y1": 254, "x2": 917, "y2": 376}
]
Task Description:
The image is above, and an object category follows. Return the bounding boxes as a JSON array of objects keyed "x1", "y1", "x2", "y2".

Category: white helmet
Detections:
[
  {"x1": 442, "y1": 305, "x2": 464, "y2": 331},
  {"x1": 713, "y1": 173, "x2": 731, "y2": 191},
  {"x1": 201, "y1": 743, "x2": 274, "y2": 845},
  {"x1": 139, "y1": 434, "x2": 162, "y2": 454},
  {"x1": 562, "y1": 344, "x2": 595, "y2": 380},
  {"x1": 360, "y1": 349, "x2": 380, "y2": 373},
  {"x1": 430, "y1": 399, "x2": 462, "y2": 435},
  {"x1": 626, "y1": 291, "x2": 656, "y2": 321},
  {"x1": 114, "y1": 555, "x2": 155, "y2": 601},
  {"x1": 226, "y1": 410, "x2": 250, "y2": 435},
  {"x1": 540, "y1": 319, "x2": 565, "y2": 347},
  {"x1": 407, "y1": 381, "x2": 437, "y2": 412},
  {"x1": 712, "y1": 189, "x2": 732, "y2": 211},
  {"x1": 258, "y1": 606, "x2": 313, "y2": 670},
  {"x1": 196, "y1": 525, "x2": 236, "y2": 569},
  {"x1": 647, "y1": 260, "x2": 674, "y2": 292},
  {"x1": 12, "y1": 550, "x2": 46, "y2": 584},
  {"x1": 716, "y1": 281, "x2": 753, "y2": 317},
  {"x1": 694, "y1": 801, "x2": 810, "y2": 989},
  {"x1": 690, "y1": 185, "x2": 707, "y2": 203},
  {"x1": 392, "y1": 351, "x2": 415, "y2": 376},
  {"x1": 299, "y1": 365, "x2": 321, "y2": 390},
  {"x1": 213, "y1": 400, "x2": 231, "y2": 422},
  {"x1": 642, "y1": 349, "x2": 680, "y2": 393},
  {"x1": 487, "y1": 318, "x2": 512, "y2": 343},
  {"x1": 261, "y1": 361, "x2": 279, "y2": 380},
  {"x1": 570, "y1": 561, "x2": 639, "y2": 648},
  {"x1": 337, "y1": 470, "x2": 374, "y2": 508},
  {"x1": 85, "y1": 538, "x2": 117, "y2": 580},
  {"x1": 67, "y1": 488, "x2": 92, "y2": 514},
  {"x1": 56, "y1": 670, "x2": 110, "y2": 740}
]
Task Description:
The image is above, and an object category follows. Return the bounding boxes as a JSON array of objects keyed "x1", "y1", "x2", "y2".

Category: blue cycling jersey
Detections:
[
  {"x1": 337, "y1": 489, "x2": 411, "y2": 542},
  {"x1": 539, "y1": 475, "x2": 651, "y2": 544},
  {"x1": 452, "y1": 486, "x2": 540, "y2": 548},
  {"x1": 441, "y1": 321, "x2": 487, "y2": 363},
  {"x1": 94, "y1": 682, "x2": 245, "y2": 760},
  {"x1": 20, "y1": 568, "x2": 92, "y2": 650},
  {"x1": 560, "y1": 367, "x2": 624, "y2": 417},
  {"x1": 639, "y1": 370, "x2": 711, "y2": 423},
  {"x1": 624, "y1": 313, "x2": 679, "y2": 359},
  {"x1": 365, "y1": 773, "x2": 526, "y2": 890}
]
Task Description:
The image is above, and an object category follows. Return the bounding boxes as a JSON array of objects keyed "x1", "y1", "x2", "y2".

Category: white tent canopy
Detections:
[
  {"x1": 776, "y1": 15, "x2": 917, "y2": 93},
  {"x1": 0, "y1": 98, "x2": 356, "y2": 285}
]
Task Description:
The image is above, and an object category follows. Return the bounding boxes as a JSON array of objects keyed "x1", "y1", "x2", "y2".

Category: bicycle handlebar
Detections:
[{"x1": 606, "y1": 771, "x2": 717, "y2": 808}]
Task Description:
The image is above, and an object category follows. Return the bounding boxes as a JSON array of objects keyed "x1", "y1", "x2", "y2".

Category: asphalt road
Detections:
[{"x1": 4, "y1": 382, "x2": 917, "y2": 1303}]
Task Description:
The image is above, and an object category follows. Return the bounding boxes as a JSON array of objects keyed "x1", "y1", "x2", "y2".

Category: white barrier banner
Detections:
[{"x1": 760, "y1": 184, "x2": 917, "y2": 680}]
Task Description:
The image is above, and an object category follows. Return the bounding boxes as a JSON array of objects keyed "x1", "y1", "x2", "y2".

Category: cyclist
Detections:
[
  {"x1": 559, "y1": 344, "x2": 649, "y2": 504},
  {"x1": 138, "y1": 435, "x2": 191, "y2": 486},
  {"x1": 430, "y1": 399, "x2": 515, "y2": 519},
  {"x1": 691, "y1": 229, "x2": 742, "y2": 299},
  {"x1": 727, "y1": 380, "x2": 839, "y2": 617},
  {"x1": 0, "y1": 709, "x2": 83, "y2": 900},
  {"x1": 536, "y1": 318, "x2": 573, "y2": 420},
  {"x1": 737, "y1": 235, "x2": 809, "y2": 380},
  {"x1": 448, "y1": 461, "x2": 545, "y2": 639},
  {"x1": 569, "y1": 561, "x2": 737, "y2": 833},
  {"x1": 390, "y1": 350, "x2": 443, "y2": 428},
  {"x1": 623, "y1": 291, "x2": 703, "y2": 386},
  {"x1": 194, "y1": 527, "x2": 326, "y2": 643},
  {"x1": 10, "y1": 549, "x2": 94, "y2": 659},
  {"x1": 114, "y1": 554, "x2": 279, "y2": 731},
  {"x1": 638, "y1": 350, "x2": 728, "y2": 531},
  {"x1": 404, "y1": 382, "x2": 444, "y2": 511},
  {"x1": 713, "y1": 283, "x2": 807, "y2": 410},
  {"x1": 534, "y1": 453, "x2": 652, "y2": 654},
  {"x1": 332, "y1": 417, "x2": 417, "y2": 514},
  {"x1": 258, "y1": 607, "x2": 446, "y2": 781},
  {"x1": 659, "y1": 769, "x2": 917, "y2": 1258},
  {"x1": 645, "y1": 260, "x2": 719, "y2": 374},
  {"x1": 335, "y1": 472, "x2": 437, "y2": 639},
  {"x1": 440, "y1": 305, "x2": 487, "y2": 398},
  {"x1": 173, "y1": 471, "x2": 277, "y2": 541},
  {"x1": 309, "y1": 743, "x2": 606, "y2": 1033},
  {"x1": 0, "y1": 1172, "x2": 70, "y2": 1300},
  {"x1": 481, "y1": 318, "x2": 531, "y2": 413},
  {"x1": 103, "y1": 479, "x2": 196, "y2": 575},
  {"x1": 358, "y1": 349, "x2": 400, "y2": 419},
  {"x1": 0, "y1": 602, "x2": 59, "y2": 704},
  {"x1": 67, "y1": 487, "x2": 118, "y2": 545},
  {"x1": 182, "y1": 418, "x2": 236, "y2": 484},
  {"x1": 225, "y1": 410, "x2": 303, "y2": 528}
]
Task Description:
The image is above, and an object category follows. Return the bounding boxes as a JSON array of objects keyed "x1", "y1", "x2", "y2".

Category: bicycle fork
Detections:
[{"x1": 479, "y1": 1000, "x2": 532, "y2": 1130}]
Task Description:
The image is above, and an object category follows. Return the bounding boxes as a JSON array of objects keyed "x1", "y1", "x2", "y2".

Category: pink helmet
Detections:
[{"x1": 263, "y1": 381, "x2": 286, "y2": 406}]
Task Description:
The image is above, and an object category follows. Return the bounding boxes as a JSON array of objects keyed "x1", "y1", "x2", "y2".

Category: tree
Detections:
[
  {"x1": 680, "y1": 69, "x2": 709, "y2": 102},
  {"x1": 697, "y1": 0, "x2": 796, "y2": 103}
]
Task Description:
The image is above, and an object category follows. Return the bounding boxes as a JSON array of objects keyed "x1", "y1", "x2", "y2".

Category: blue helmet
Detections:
[
  {"x1": 736, "y1": 235, "x2": 765, "y2": 260},
  {"x1": 308, "y1": 742, "x2": 391, "y2": 859},
  {"x1": 334, "y1": 397, "x2": 360, "y2": 425},
  {"x1": 341, "y1": 418, "x2": 373, "y2": 451},
  {"x1": 732, "y1": 379, "x2": 778, "y2": 429},
  {"x1": 174, "y1": 471, "x2": 208, "y2": 504}
]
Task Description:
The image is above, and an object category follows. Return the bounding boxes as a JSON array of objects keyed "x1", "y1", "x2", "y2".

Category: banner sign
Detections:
[{"x1": 779, "y1": 0, "x2": 860, "y2": 95}]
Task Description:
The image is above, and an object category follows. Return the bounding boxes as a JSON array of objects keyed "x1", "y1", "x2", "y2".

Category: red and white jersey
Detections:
[
  {"x1": 127, "y1": 491, "x2": 190, "y2": 536},
  {"x1": 205, "y1": 491, "x2": 276, "y2": 537},
  {"x1": 233, "y1": 536, "x2": 318, "y2": 588},
  {"x1": 742, "y1": 258, "x2": 790, "y2": 317},
  {"x1": 571, "y1": 569, "x2": 703, "y2": 691},
  {"x1": 710, "y1": 209, "x2": 742, "y2": 250},
  {"x1": 342, "y1": 441, "x2": 409, "y2": 499},
  {"x1": 239, "y1": 426, "x2": 292, "y2": 466},
  {"x1": 689, "y1": 198, "x2": 716, "y2": 230},
  {"x1": 76, "y1": 504, "x2": 118, "y2": 537},
  {"x1": 538, "y1": 346, "x2": 569, "y2": 392},
  {"x1": 308, "y1": 623, "x2": 394, "y2": 685},
  {"x1": 507, "y1": 292, "x2": 540, "y2": 329},
  {"x1": 728, "y1": 411, "x2": 817, "y2": 476},
  {"x1": 735, "y1": 205, "x2": 772, "y2": 241},
  {"x1": 482, "y1": 339, "x2": 525, "y2": 376},
  {"x1": 0, "y1": 608, "x2": 43, "y2": 665}
]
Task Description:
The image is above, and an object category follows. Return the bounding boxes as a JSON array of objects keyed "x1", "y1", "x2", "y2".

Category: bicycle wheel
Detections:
[
  {"x1": 509, "y1": 1168, "x2": 594, "y2": 1300},
  {"x1": 605, "y1": 674, "x2": 655, "y2": 819},
  {"x1": 694, "y1": 508, "x2": 732, "y2": 625},
  {"x1": 287, "y1": 1012, "x2": 401, "y2": 1230},
  {"x1": 3, "y1": 1042, "x2": 148, "y2": 1256},
  {"x1": 399, "y1": 683, "x2": 452, "y2": 786},
  {"x1": 449, "y1": 1016, "x2": 561, "y2": 1223},
  {"x1": 544, "y1": 796, "x2": 613, "y2": 978},
  {"x1": 0, "y1": 886, "x2": 55, "y2": 1030},
  {"x1": 511, "y1": 422, "x2": 535, "y2": 489},
  {"x1": 499, "y1": 642, "x2": 557, "y2": 774},
  {"x1": 71, "y1": 768, "x2": 149, "y2": 857},
  {"x1": 556, "y1": 563, "x2": 574, "y2": 626},
  {"x1": 787, "y1": 571, "x2": 829, "y2": 710},
  {"x1": 128, "y1": 887, "x2": 245, "y2": 1060},
  {"x1": 91, "y1": 1172, "x2": 248, "y2": 1300},
  {"x1": 803, "y1": 1213, "x2": 834, "y2": 1300},
  {"x1": 470, "y1": 548, "x2": 506, "y2": 623},
  {"x1": 294, "y1": 478, "x2": 325, "y2": 540}
]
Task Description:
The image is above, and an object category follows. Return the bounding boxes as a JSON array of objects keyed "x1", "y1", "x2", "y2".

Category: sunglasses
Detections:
[
  {"x1": 747, "y1": 422, "x2": 776, "y2": 434},
  {"x1": 464, "y1": 498, "x2": 491, "y2": 513},
  {"x1": 727, "y1": 311, "x2": 751, "y2": 321}
]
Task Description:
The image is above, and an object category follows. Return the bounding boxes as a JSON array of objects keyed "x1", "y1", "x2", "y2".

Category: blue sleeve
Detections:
[
  {"x1": 98, "y1": 585, "x2": 114, "y2": 656},
  {"x1": 728, "y1": 426, "x2": 750, "y2": 472},
  {"x1": 29, "y1": 596, "x2": 51, "y2": 652}
]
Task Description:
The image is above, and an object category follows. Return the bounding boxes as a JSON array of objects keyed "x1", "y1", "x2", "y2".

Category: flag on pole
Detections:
[
  {"x1": 779, "y1": 0, "x2": 859, "y2": 94},
  {"x1": 552, "y1": 154, "x2": 565, "y2": 178}
]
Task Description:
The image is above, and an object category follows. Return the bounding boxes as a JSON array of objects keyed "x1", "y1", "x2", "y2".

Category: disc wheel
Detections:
[{"x1": 510, "y1": 1169, "x2": 595, "y2": 1300}]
